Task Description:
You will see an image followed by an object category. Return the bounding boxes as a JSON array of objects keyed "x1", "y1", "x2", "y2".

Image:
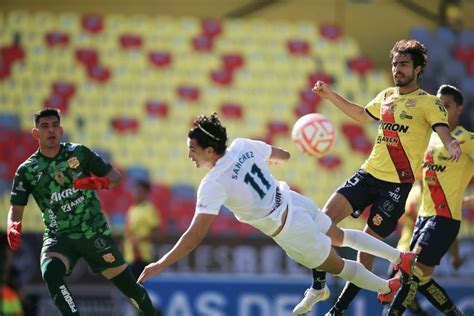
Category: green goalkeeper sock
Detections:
[
  {"x1": 41, "y1": 257, "x2": 80, "y2": 315},
  {"x1": 110, "y1": 267, "x2": 155, "y2": 316}
]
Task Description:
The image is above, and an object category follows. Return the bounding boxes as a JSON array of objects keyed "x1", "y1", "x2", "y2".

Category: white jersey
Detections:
[{"x1": 196, "y1": 138, "x2": 290, "y2": 235}]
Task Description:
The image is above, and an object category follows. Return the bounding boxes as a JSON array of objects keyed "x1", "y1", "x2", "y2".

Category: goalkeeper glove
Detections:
[
  {"x1": 7, "y1": 221, "x2": 22, "y2": 251},
  {"x1": 73, "y1": 176, "x2": 110, "y2": 190}
]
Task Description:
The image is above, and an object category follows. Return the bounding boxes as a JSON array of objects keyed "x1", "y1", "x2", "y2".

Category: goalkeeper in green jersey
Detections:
[{"x1": 6, "y1": 108, "x2": 155, "y2": 316}]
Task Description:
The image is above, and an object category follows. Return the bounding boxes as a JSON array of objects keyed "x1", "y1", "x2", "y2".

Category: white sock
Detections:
[
  {"x1": 341, "y1": 229, "x2": 401, "y2": 263},
  {"x1": 337, "y1": 259, "x2": 390, "y2": 294}
]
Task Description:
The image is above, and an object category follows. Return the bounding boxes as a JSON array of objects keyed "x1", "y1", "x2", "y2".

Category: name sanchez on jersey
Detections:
[{"x1": 232, "y1": 151, "x2": 254, "y2": 179}]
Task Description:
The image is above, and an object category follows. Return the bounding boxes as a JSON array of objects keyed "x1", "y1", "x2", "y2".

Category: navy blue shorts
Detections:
[
  {"x1": 337, "y1": 169, "x2": 412, "y2": 238},
  {"x1": 410, "y1": 215, "x2": 460, "y2": 267}
]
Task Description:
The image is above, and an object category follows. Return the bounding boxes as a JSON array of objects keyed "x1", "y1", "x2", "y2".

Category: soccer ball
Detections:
[{"x1": 291, "y1": 113, "x2": 336, "y2": 156}]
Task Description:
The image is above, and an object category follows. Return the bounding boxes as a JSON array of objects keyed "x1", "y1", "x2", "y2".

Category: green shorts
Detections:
[{"x1": 41, "y1": 230, "x2": 125, "y2": 274}]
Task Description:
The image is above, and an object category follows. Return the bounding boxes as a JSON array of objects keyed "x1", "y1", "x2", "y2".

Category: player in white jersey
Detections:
[{"x1": 138, "y1": 113, "x2": 417, "y2": 308}]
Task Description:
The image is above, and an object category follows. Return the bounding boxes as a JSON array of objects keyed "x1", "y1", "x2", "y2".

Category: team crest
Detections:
[
  {"x1": 399, "y1": 111, "x2": 413, "y2": 120},
  {"x1": 54, "y1": 171, "x2": 65, "y2": 184},
  {"x1": 102, "y1": 253, "x2": 116, "y2": 263},
  {"x1": 68, "y1": 157, "x2": 80, "y2": 169},
  {"x1": 405, "y1": 99, "x2": 416, "y2": 107},
  {"x1": 372, "y1": 214, "x2": 383, "y2": 226}
]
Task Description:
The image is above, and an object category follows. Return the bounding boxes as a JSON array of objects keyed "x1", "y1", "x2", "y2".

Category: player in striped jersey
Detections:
[
  {"x1": 387, "y1": 85, "x2": 473, "y2": 315},
  {"x1": 293, "y1": 40, "x2": 463, "y2": 315}
]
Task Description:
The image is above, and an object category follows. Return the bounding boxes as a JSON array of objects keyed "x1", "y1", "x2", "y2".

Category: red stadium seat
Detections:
[
  {"x1": 81, "y1": 14, "x2": 104, "y2": 33},
  {"x1": 307, "y1": 71, "x2": 335, "y2": 87},
  {"x1": 319, "y1": 23, "x2": 342, "y2": 41},
  {"x1": 201, "y1": 18, "x2": 223, "y2": 38},
  {"x1": 210, "y1": 68, "x2": 233, "y2": 86},
  {"x1": 220, "y1": 102, "x2": 243, "y2": 120},
  {"x1": 0, "y1": 62, "x2": 11, "y2": 80},
  {"x1": 348, "y1": 55, "x2": 374, "y2": 75},
  {"x1": 75, "y1": 48, "x2": 99, "y2": 67},
  {"x1": 52, "y1": 81, "x2": 76, "y2": 100},
  {"x1": 146, "y1": 100, "x2": 169, "y2": 118},
  {"x1": 191, "y1": 34, "x2": 214, "y2": 52},
  {"x1": 341, "y1": 122, "x2": 373, "y2": 155},
  {"x1": 86, "y1": 64, "x2": 111, "y2": 83},
  {"x1": 43, "y1": 94, "x2": 69, "y2": 113},
  {"x1": 119, "y1": 34, "x2": 143, "y2": 50},
  {"x1": 267, "y1": 120, "x2": 289, "y2": 137},
  {"x1": 112, "y1": 117, "x2": 139, "y2": 134},
  {"x1": 148, "y1": 50, "x2": 172, "y2": 68},
  {"x1": 221, "y1": 53, "x2": 244, "y2": 71},
  {"x1": 318, "y1": 154, "x2": 342, "y2": 171},
  {"x1": 1, "y1": 44, "x2": 25, "y2": 64},
  {"x1": 287, "y1": 39, "x2": 310, "y2": 56},
  {"x1": 176, "y1": 84, "x2": 200, "y2": 102},
  {"x1": 45, "y1": 31, "x2": 70, "y2": 47},
  {"x1": 299, "y1": 88, "x2": 322, "y2": 107},
  {"x1": 294, "y1": 101, "x2": 318, "y2": 118}
]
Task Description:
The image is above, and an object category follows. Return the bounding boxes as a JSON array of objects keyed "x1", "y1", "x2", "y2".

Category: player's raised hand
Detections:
[
  {"x1": 311, "y1": 81, "x2": 332, "y2": 98},
  {"x1": 447, "y1": 139, "x2": 464, "y2": 162},
  {"x1": 138, "y1": 262, "x2": 162, "y2": 284}
]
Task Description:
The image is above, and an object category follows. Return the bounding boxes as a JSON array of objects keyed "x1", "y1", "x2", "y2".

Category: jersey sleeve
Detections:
[
  {"x1": 426, "y1": 97, "x2": 449, "y2": 130},
  {"x1": 81, "y1": 145, "x2": 113, "y2": 176},
  {"x1": 196, "y1": 179, "x2": 227, "y2": 215},
  {"x1": 364, "y1": 89, "x2": 385, "y2": 120},
  {"x1": 10, "y1": 166, "x2": 32, "y2": 206},
  {"x1": 247, "y1": 139, "x2": 272, "y2": 160},
  {"x1": 462, "y1": 130, "x2": 474, "y2": 158}
]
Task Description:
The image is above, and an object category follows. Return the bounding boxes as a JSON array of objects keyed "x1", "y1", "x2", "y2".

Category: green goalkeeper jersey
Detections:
[{"x1": 10, "y1": 142, "x2": 112, "y2": 239}]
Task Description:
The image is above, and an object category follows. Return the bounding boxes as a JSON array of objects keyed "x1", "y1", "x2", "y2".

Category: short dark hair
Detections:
[
  {"x1": 34, "y1": 108, "x2": 61, "y2": 127},
  {"x1": 390, "y1": 39, "x2": 428, "y2": 76},
  {"x1": 188, "y1": 113, "x2": 227, "y2": 155},
  {"x1": 136, "y1": 179, "x2": 151, "y2": 193},
  {"x1": 437, "y1": 84, "x2": 464, "y2": 106}
]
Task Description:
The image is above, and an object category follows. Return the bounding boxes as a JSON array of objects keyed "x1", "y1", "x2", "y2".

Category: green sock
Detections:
[
  {"x1": 41, "y1": 257, "x2": 80, "y2": 316},
  {"x1": 110, "y1": 267, "x2": 155, "y2": 316}
]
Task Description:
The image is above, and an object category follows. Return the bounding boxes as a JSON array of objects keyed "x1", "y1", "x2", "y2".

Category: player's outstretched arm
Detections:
[
  {"x1": 7, "y1": 205, "x2": 25, "y2": 251},
  {"x1": 433, "y1": 125, "x2": 463, "y2": 161},
  {"x1": 268, "y1": 146, "x2": 291, "y2": 165},
  {"x1": 138, "y1": 213, "x2": 216, "y2": 283},
  {"x1": 312, "y1": 81, "x2": 373, "y2": 124}
]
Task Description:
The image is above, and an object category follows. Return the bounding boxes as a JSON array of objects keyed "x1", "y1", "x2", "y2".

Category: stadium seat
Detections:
[
  {"x1": 81, "y1": 14, "x2": 104, "y2": 33},
  {"x1": 287, "y1": 39, "x2": 311, "y2": 56},
  {"x1": 210, "y1": 68, "x2": 234, "y2": 86},
  {"x1": 319, "y1": 23, "x2": 342, "y2": 41}
]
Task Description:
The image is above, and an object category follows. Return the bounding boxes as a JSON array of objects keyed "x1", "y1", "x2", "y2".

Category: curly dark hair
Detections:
[
  {"x1": 188, "y1": 113, "x2": 228, "y2": 154},
  {"x1": 390, "y1": 39, "x2": 428, "y2": 76}
]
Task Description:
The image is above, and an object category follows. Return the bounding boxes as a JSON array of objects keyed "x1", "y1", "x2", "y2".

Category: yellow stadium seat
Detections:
[
  {"x1": 32, "y1": 11, "x2": 57, "y2": 32},
  {"x1": 57, "y1": 12, "x2": 80, "y2": 32}
]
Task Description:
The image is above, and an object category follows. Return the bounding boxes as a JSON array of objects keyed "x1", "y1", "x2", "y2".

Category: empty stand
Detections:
[{"x1": 1, "y1": 11, "x2": 395, "y2": 236}]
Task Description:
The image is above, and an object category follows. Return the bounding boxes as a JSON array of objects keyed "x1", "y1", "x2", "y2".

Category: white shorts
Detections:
[{"x1": 272, "y1": 190, "x2": 332, "y2": 269}]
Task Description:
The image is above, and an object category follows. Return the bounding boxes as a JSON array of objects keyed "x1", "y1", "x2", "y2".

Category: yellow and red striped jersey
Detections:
[
  {"x1": 419, "y1": 126, "x2": 474, "y2": 220},
  {"x1": 363, "y1": 87, "x2": 448, "y2": 183}
]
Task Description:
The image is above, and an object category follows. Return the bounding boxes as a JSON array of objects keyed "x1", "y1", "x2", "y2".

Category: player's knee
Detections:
[
  {"x1": 41, "y1": 257, "x2": 66, "y2": 283},
  {"x1": 357, "y1": 252, "x2": 375, "y2": 268}
]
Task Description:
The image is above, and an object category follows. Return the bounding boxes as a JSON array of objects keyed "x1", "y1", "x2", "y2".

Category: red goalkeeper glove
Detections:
[
  {"x1": 7, "y1": 221, "x2": 22, "y2": 251},
  {"x1": 73, "y1": 176, "x2": 110, "y2": 190}
]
